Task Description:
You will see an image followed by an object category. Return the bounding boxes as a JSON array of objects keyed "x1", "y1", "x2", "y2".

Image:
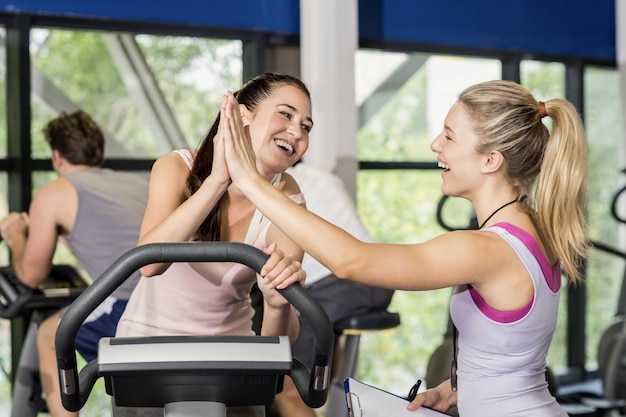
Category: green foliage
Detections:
[
  {"x1": 31, "y1": 29, "x2": 152, "y2": 157},
  {"x1": 582, "y1": 67, "x2": 625, "y2": 369},
  {"x1": 30, "y1": 30, "x2": 242, "y2": 158},
  {"x1": 358, "y1": 64, "x2": 429, "y2": 161},
  {"x1": 135, "y1": 35, "x2": 242, "y2": 147}
]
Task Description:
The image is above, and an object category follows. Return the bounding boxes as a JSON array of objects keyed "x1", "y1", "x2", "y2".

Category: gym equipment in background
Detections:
[
  {"x1": 0, "y1": 264, "x2": 88, "y2": 417},
  {"x1": 0, "y1": 264, "x2": 87, "y2": 320}
]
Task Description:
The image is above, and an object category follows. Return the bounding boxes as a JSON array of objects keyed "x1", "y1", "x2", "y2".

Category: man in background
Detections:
[{"x1": 0, "y1": 110, "x2": 149, "y2": 417}]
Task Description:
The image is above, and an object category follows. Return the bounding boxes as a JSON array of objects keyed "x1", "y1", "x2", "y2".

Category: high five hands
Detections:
[
  {"x1": 218, "y1": 91, "x2": 306, "y2": 294},
  {"x1": 218, "y1": 90, "x2": 260, "y2": 188}
]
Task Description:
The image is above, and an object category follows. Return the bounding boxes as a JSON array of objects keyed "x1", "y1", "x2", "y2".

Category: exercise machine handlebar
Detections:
[
  {"x1": 610, "y1": 168, "x2": 626, "y2": 225},
  {"x1": 436, "y1": 194, "x2": 478, "y2": 232},
  {"x1": 55, "y1": 242, "x2": 334, "y2": 411}
]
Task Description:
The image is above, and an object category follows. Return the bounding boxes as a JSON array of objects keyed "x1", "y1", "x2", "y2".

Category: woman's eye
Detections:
[
  {"x1": 302, "y1": 124, "x2": 312, "y2": 133},
  {"x1": 280, "y1": 111, "x2": 292, "y2": 120}
]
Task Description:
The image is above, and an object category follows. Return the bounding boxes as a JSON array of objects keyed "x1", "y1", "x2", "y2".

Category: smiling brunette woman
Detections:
[{"x1": 114, "y1": 73, "x2": 314, "y2": 417}]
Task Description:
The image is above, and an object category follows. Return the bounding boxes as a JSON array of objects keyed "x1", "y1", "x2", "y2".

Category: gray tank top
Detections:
[{"x1": 64, "y1": 169, "x2": 149, "y2": 300}]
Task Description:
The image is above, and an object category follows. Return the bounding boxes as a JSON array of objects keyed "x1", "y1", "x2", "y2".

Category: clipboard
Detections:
[{"x1": 344, "y1": 378, "x2": 450, "y2": 416}]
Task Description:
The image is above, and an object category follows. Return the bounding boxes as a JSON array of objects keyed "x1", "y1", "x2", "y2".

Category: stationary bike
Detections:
[
  {"x1": 0, "y1": 263, "x2": 88, "y2": 417},
  {"x1": 55, "y1": 242, "x2": 334, "y2": 417}
]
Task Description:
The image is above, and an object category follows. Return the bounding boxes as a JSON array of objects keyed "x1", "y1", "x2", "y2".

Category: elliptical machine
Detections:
[{"x1": 55, "y1": 242, "x2": 334, "y2": 416}]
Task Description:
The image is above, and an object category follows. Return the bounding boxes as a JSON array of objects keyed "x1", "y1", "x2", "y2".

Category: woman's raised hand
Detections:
[
  {"x1": 221, "y1": 90, "x2": 260, "y2": 185},
  {"x1": 205, "y1": 93, "x2": 233, "y2": 187}
]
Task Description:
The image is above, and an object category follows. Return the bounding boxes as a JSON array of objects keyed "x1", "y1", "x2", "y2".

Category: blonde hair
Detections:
[{"x1": 459, "y1": 80, "x2": 589, "y2": 284}]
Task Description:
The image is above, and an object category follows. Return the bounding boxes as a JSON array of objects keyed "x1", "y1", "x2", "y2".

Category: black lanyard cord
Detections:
[{"x1": 451, "y1": 325, "x2": 458, "y2": 392}]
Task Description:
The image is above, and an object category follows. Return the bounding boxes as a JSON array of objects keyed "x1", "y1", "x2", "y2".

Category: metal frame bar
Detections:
[{"x1": 5, "y1": 12, "x2": 33, "y2": 384}]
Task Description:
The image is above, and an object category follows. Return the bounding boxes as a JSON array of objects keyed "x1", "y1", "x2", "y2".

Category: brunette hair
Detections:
[
  {"x1": 43, "y1": 110, "x2": 105, "y2": 166},
  {"x1": 188, "y1": 72, "x2": 311, "y2": 241}
]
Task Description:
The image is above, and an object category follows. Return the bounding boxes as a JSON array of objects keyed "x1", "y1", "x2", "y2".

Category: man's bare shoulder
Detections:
[{"x1": 33, "y1": 177, "x2": 75, "y2": 204}]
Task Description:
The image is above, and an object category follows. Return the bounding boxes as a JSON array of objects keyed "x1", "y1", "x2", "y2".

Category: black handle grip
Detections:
[
  {"x1": 610, "y1": 177, "x2": 626, "y2": 225},
  {"x1": 56, "y1": 242, "x2": 333, "y2": 411}
]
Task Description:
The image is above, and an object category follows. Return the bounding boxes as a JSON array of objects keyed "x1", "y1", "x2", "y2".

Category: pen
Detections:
[{"x1": 408, "y1": 378, "x2": 422, "y2": 402}]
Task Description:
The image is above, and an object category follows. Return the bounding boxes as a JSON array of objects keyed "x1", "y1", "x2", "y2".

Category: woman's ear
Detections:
[{"x1": 482, "y1": 151, "x2": 504, "y2": 174}]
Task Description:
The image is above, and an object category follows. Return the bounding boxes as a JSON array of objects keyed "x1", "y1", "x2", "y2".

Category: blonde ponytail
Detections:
[
  {"x1": 459, "y1": 80, "x2": 589, "y2": 283},
  {"x1": 534, "y1": 99, "x2": 589, "y2": 283}
]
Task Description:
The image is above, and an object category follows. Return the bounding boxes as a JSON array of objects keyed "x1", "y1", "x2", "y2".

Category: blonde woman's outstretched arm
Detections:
[{"x1": 222, "y1": 91, "x2": 503, "y2": 293}]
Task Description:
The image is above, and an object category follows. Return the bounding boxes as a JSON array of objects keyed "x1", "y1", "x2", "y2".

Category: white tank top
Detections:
[{"x1": 449, "y1": 222, "x2": 567, "y2": 417}]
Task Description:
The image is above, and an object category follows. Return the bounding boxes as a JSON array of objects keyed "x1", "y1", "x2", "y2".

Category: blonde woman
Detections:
[{"x1": 222, "y1": 80, "x2": 588, "y2": 417}]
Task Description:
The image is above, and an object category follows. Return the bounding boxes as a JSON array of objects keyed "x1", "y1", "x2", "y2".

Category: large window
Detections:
[{"x1": 29, "y1": 29, "x2": 242, "y2": 160}]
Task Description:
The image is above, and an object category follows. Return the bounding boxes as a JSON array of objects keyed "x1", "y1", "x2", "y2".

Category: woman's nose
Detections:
[
  {"x1": 430, "y1": 134, "x2": 441, "y2": 152},
  {"x1": 287, "y1": 123, "x2": 303, "y2": 140}
]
